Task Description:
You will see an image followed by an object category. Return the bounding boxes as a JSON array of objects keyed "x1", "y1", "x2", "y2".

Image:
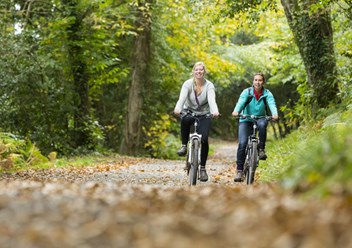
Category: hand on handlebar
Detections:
[
  {"x1": 232, "y1": 111, "x2": 239, "y2": 117},
  {"x1": 272, "y1": 115, "x2": 279, "y2": 121},
  {"x1": 174, "y1": 110, "x2": 181, "y2": 117},
  {"x1": 212, "y1": 112, "x2": 221, "y2": 118}
]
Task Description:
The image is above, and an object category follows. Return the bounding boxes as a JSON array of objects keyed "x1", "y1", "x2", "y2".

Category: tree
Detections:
[
  {"x1": 224, "y1": 0, "x2": 339, "y2": 109},
  {"x1": 0, "y1": 0, "x2": 136, "y2": 154},
  {"x1": 280, "y1": 0, "x2": 338, "y2": 108},
  {"x1": 61, "y1": 0, "x2": 91, "y2": 147},
  {"x1": 120, "y1": 0, "x2": 152, "y2": 155}
]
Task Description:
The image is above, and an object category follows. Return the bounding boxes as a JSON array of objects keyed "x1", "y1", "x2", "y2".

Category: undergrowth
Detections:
[
  {"x1": 0, "y1": 132, "x2": 48, "y2": 171},
  {"x1": 260, "y1": 105, "x2": 352, "y2": 198}
]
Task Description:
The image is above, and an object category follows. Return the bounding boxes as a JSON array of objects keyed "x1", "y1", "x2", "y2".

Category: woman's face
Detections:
[
  {"x1": 193, "y1": 65, "x2": 205, "y2": 79},
  {"x1": 253, "y1": 75, "x2": 264, "y2": 91}
]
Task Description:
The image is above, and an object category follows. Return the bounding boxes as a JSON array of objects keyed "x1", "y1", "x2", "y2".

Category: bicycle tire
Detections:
[
  {"x1": 247, "y1": 141, "x2": 258, "y2": 185},
  {"x1": 243, "y1": 143, "x2": 250, "y2": 180},
  {"x1": 189, "y1": 139, "x2": 199, "y2": 186},
  {"x1": 185, "y1": 152, "x2": 191, "y2": 174}
]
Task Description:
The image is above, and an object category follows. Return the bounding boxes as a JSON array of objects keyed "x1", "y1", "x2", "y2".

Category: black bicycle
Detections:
[
  {"x1": 238, "y1": 114, "x2": 272, "y2": 185},
  {"x1": 181, "y1": 110, "x2": 212, "y2": 186}
]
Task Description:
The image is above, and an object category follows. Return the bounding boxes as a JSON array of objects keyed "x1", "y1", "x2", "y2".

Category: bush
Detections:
[
  {"x1": 144, "y1": 114, "x2": 180, "y2": 159},
  {"x1": 261, "y1": 106, "x2": 352, "y2": 197},
  {"x1": 0, "y1": 132, "x2": 48, "y2": 170}
]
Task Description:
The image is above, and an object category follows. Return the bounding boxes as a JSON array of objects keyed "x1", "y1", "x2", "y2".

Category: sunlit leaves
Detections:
[
  {"x1": 144, "y1": 114, "x2": 179, "y2": 159},
  {"x1": 0, "y1": 133, "x2": 48, "y2": 170},
  {"x1": 155, "y1": 0, "x2": 241, "y2": 85}
]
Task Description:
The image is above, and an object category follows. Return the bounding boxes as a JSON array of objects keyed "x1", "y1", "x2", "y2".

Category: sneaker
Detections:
[
  {"x1": 234, "y1": 170, "x2": 243, "y2": 182},
  {"x1": 199, "y1": 167, "x2": 208, "y2": 182},
  {"x1": 259, "y1": 149, "x2": 267, "y2": 160},
  {"x1": 177, "y1": 145, "x2": 187, "y2": 156}
]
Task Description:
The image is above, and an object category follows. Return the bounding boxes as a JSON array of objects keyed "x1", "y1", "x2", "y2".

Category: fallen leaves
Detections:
[{"x1": 0, "y1": 146, "x2": 351, "y2": 247}]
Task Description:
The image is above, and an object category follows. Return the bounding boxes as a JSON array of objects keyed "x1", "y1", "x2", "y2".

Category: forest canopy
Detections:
[{"x1": 0, "y1": 0, "x2": 351, "y2": 159}]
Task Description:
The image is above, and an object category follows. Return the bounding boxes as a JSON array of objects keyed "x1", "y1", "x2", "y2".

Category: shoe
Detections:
[
  {"x1": 259, "y1": 149, "x2": 267, "y2": 160},
  {"x1": 199, "y1": 167, "x2": 208, "y2": 182},
  {"x1": 234, "y1": 170, "x2": 243, "y2": 182},
  {"x1": 177, "y1": 145, "x2": 187, "y2": 156}
]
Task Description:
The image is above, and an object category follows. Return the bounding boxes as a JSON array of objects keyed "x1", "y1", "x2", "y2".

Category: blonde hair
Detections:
[{"x1": 191, "y1": 61, "x2": 208, "y2": 75}]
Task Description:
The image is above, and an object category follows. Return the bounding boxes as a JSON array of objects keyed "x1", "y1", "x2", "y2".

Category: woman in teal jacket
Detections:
[{"x1": 231, "y1": 73, "x2": 279, "y2": 182}]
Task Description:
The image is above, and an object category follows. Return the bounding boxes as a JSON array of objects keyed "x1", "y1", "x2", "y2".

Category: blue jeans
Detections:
[{"x1": 236, "y1": 119, "x2": 268, "y2": 170}]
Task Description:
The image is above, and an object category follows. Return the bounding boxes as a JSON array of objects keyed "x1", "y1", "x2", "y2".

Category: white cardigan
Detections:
[{"x1": 174, "y1": 79, "x2": 219, "y2": 115}]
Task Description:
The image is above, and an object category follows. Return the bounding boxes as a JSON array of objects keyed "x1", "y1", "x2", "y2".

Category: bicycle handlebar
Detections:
[
  {"x1": 236, "y1": 114, "x2": 273, "y2": 121},
  {"x1": 180, "y1": 110, "x2": 214, "y2": 119}
]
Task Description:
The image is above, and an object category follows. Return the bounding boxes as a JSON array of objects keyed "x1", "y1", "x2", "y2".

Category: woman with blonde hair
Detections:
[{"x1": 174, "y1": 62, "x2": 220, "y2": 182}]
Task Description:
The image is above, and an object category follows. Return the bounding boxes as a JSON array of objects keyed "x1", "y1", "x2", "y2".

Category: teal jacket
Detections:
[{"x1": 233, "y1": 87, "x2": 278, "y2": 122}]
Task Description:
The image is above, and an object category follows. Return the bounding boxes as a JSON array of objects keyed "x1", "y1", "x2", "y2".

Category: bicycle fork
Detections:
[
  {"x1": 188, "y1": 135, "x2": 202, "y2": 163},
  {"x1": 251, "y1": 138, "x2": 259, "y2": 167},
  {"x1": 187, "y1": 134, "x2": 202, "y2": 175}
]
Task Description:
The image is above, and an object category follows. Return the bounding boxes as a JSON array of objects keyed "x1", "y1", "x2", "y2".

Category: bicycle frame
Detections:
[
  {"x1": 181, "y1": 110, "x2": 211, "y2": 186},
  {"x1": 187, "y1": 118, "x2": 202, "y2": 185},
  {"x1": 244, "y1": 121, "x2": 259, "y2": 184},
  {"x1": 239, "y1": 114, "x2": 272, "y2": 185}
]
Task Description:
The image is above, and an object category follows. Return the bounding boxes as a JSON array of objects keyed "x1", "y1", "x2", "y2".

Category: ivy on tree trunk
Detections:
[
  {"x1": 63, "y1": 0, "x2": 91, "y2": 147},
  {"x1": 280, "y1": 0, "x2": 338, "y2": 108}
]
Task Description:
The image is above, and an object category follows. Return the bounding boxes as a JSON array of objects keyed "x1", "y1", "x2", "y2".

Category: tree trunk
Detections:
[
  {"x1": 63, "y1": 0, "x2": 90, "y2": 147},
  {"x1": 120, "y1": 0, "x2": 151, "y2": 155},
  {"x1": 280, "y1": 0, "x2": 338, "y2": 108}
]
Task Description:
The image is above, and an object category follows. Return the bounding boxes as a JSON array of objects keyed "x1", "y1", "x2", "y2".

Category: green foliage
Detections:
[
  {"x1": 152, "y1": 0, "x2": 239, "y2": 85},
  {"x1": 259, "y1": 129, "x2": 304, "y2": 182},
  {"x1": 230, "y1": 31, "x2": 261, "y2": 45},
  {"x1": 0, "y1": 0, "x2": 350, "y2": 159},
  {"x1": 261, "y1": 106, "x2": 352, "y2": 197},
  {"x1": 332, "y1": 2, "x2": 352, "y2": 103},
  {"x1": 144, "y1": 114, "x2": 179, "y2": 159},
  {"x1": 223, "y1": 0, "x2": 278, "y2": 23},
  {"x1": 0, "y1": 0, "x2": 136, "y2": 155},
  {"x1": 0, "y1": 133, "x2": 48, "y2": 170}
]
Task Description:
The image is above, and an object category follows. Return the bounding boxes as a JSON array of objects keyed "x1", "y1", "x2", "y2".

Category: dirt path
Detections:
[
  {"x1": 0, "y1": 140, "x2": 351, "y2": 248},
  {"x1": 94, "y1": 139, "x2": 237, "y2": 187}
]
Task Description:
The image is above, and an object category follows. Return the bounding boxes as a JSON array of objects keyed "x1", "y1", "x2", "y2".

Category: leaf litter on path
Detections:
[{"x1": 0, "y1": 140, "x2": 351, "y2": 248}]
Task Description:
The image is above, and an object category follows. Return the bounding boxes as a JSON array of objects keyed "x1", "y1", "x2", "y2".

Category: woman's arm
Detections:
[
  {"x1": 174, "y1": 81, "x2": 191, "y2": 115},
  {"x1": 207, "y1": 85, "x2": 219, "y2": 115},
  {"x1": 233, "y1": 89, "x2": 248, "y2": 113}
]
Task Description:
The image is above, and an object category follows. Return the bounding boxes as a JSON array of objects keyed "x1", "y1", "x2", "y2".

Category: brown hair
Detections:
[{"x1": 254, "y1": 72, "x2": 265, "y2": 83}]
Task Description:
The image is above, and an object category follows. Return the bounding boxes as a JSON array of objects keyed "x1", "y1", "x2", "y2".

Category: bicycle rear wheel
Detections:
[{"x1": 189, "y1": 139, "x2": 199, "y2": 186}]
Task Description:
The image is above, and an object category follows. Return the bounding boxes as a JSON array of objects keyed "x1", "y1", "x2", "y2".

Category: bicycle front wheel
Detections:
[
  {"x1": 243, "y1": 146, "x2": 250, "y2": 180},
  {"x1": 246, "y1": 142, "x2": 258, "y2": 185},
  {"x1": 189, "y1": 139, "x2": 199, "y2": 186}
]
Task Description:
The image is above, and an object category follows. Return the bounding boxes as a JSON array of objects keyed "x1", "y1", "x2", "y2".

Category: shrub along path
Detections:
[{"x1": 0, "y1": 139, "x2": 351, "y2": 247}]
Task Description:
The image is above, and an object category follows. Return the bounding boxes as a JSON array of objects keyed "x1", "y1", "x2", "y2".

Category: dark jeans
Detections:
[
  {"x1": 236, "y1": 119, "x2": 268, "y2": 170},
  {"x1": 180, "y1": 115, "x2": 212, "y2": 167}
]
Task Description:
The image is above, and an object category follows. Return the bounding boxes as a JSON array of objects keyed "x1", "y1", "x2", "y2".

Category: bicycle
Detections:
[
  {"x1": 180, "y1": 110, "x2": 212, "y2": 186},
  {"x1": 237, "y1": 114, "x2": 273, "y2": 185}
]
